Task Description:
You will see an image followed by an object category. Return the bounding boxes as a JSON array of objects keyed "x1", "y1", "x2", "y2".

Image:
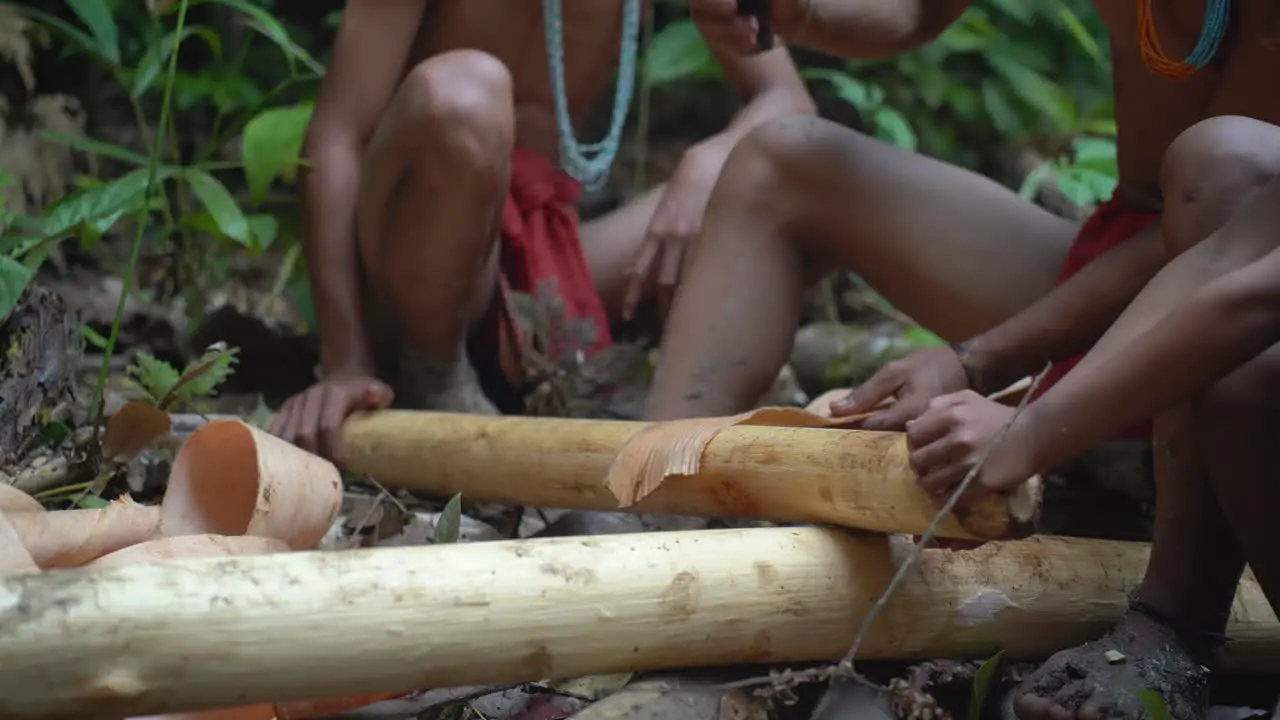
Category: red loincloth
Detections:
[
  {"x1": 1028, "y1": 196, "x2": 1159, "y2": 441},
  {"x1": 486, "y1": 147, "x2": 613, "y2": 389}
]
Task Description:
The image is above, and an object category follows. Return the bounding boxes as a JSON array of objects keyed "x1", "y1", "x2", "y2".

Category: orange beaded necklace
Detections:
[{"x1": 1137, "y1": 0, "x2": 1230, "y2": 79}]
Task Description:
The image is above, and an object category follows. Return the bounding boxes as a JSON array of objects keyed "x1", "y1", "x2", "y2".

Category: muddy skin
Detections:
[{"x1": 1006, "y1": 609, "x2": 1211, "y2": 720}]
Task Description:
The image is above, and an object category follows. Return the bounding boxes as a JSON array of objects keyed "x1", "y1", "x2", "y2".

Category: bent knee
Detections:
[
  {"x1": 394, "y1": 50, "x2": 514, "y2": 153},
  {"x1": 1160, "y1": 116, "x2": 1280, "y2": 254},
  {"x1": 735, "y1": 116, "x2": 871, "y2": 182}
]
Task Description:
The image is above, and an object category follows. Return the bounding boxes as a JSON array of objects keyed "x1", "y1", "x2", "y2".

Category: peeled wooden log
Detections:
[
  {"x1": 343, "y1": 410, "x2": 1041, "y2": 540},
  {"x1": 1, "y1": 528, "x2": 1276, "y2": 719}
]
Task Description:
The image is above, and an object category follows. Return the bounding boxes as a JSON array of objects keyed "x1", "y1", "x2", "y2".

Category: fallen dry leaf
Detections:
[{"x1": 101, "y1": 400, "x2": 172, "y2": 464}]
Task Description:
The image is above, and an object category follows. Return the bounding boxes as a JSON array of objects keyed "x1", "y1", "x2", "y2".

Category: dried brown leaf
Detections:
[{"x1": 101, "y1": 400, "x2": 172, "y2": 464}]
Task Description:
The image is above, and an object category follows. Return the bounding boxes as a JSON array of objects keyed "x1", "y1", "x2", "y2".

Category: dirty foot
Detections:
[
  {"x1": 398, "y1": 351, "x2": 499, "y2": 415},
  {"x1": 1006, "y1": 609, "x2": 1211, "y2": 720}
]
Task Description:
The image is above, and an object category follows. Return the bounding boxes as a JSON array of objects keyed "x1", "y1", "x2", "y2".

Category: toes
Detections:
[
  {"x1": 1076, "y1": 694, "x2": 1114, "y2": 720},
  {"x1": 1048, "y1": 706, "x2": 1076, "y2": 720},
  {"x1": 1049, "y1": 681, "x2": 1091, "y2": 720},
  {"x1": 1012, "y1": 693, "x2": 1057, "y2": 719}
]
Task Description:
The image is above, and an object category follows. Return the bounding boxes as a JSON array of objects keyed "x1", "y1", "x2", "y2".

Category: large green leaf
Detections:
[
  {"x1": 873, "y1": 106, "x2": 917, "y2": 151},
  {"x1": 41, "y1": 168, "x2": 158, "y2": 238},
  {"x1": 184, "y1": 169, "x2": 252, "y2": 246},
  {"x1": 66, "y1": 0, "x2": 120, "y2": 64},
  {"x1": 644, "y1": 19, "x2": 720, "y2": 87},
  {"x1": 132, "y1": 26, "x2": 223, "y2": 98},
  {"x1": 804, "y1": 69, "x2": 881, "y2": 112},
  {"x1": 0, "y1": 255, "x2": 33, "y2": 325},
  {"x1": 241, "y1": 102, "x2": 314, "y2": 205}
]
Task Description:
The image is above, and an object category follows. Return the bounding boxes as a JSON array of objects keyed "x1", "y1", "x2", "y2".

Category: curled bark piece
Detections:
[
  {"x1": 0, "y1": 512, "x2": 37, "y2": 575},
  {"x1": 0, "y1": 484, "x2": 43, "y2": 514},
  {"x1": 7, "y1": 498, "x2": 161, "y2": 568},
  {"x1": 130, "y1": 705, "x2": 277, "y2": 720},
  {"x1": 273, "y1": 692, "x2": 410, "y2": 719},
  {"x1": 604, "y1": 407, "x2": 860, "y2": 506},
  {"x1": 0, "y1": 529, "x2": 1275, "y2": 718},
  {"x1": 88, "y1": 534, "x2": 289, "y2": 568},
  {"x1": 345, "y1": 411, "x2": 1038, "y2": 540},
  {"x1": 162, "y1": 420, "x2": 343, "y2": 550}
]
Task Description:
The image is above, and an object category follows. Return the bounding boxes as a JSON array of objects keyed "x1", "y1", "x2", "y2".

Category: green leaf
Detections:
[
  {"x1": 39, "y1": 130, "x2": 150, "y2": 166},
  {"x1": 873, "y1": 106, "x2": 917, "y2": 151},
  {"x1": 169, "y1": 345, "x2": 239, "y2": 404},
  {"x1": 644, "y1": 19, "x2": 720, "y2": 87},
  {"x1": 0, "y1": 256, "x2": 34, "y2": 324},
  {"x1": 75, "y1": 493, "x2": 110, "y2": 509},
  {"x1": 1071, "y1": 166, "x2": 1118, "y2": 203},
  {"x1": 903, "y1": 325, "x2": 946, "y2": 349},
  {"x1": 1018, "y1": 161, "x2": 1056, "y2": 201},
  {"x1": 180, "y1": 0, "x2": 322, "y2": 73},
  {"x1": 245, "y1": 214, "x2": 279, "y2": 251},
  {"x1": 132, "y1": 26, "x2": 222, "y2": 98},
  {"x1": 981, "y1": 79, "x2": 1023, "y2": 137},
  {"x1": 127, "y1": 352, "x2": 183, "y2": 404},
  {"x1": 1054, "y1": 0, "x2": 1107, "y2": 69},
  {"x1": 66, "y1": 0, "x2": 120, "y2": 64},
  {"x1": 41, "y1": 168, "x2": 160, "y2": 239},
  {"x1": 435, "y1": 493, "x2": 463, "y2": 544},
  {"x1": 967, "y1": 649, "x2": 1006, "y2": 720},
  {"x1": 805, "y1": 69, "x2": 875, "y2": 111},
  {"x1": 1052, "y1": 164, "x2": 1095, "y2": 207},
  {"x1": 81, "y1": 324, "x2": 110, "y2": 350},
  {"x1": 985, "y1": 53, "x2": 1077, "y2": 132},
  {"x1": 184, "y1": 169, "x2": 252, "y2": 246},
  {"x1": 241, "y1": 102, "x2": 314, "y2": 205},
  {"x1": 1137, "y1": 690, "x2": 1174, "y2": 720},
  {"x1": 1072, "y1": 136, "x2": 1118, "y2": 176}
]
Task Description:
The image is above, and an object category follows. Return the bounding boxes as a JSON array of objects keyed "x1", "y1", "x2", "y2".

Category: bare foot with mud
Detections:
[
  {"x1": 398, "y1": 351, "x2": 499, "y2": 415},
  {"x1": 1007, "y1": 610, "x2": 1211, "y2": 719}
]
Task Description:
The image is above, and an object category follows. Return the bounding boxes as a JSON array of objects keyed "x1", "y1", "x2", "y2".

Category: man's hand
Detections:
[
  {"x1": 905, "y1": 390, "x2": 1033, "y2": 506},
  {"x1": 622, "y1": 145, "x2": 725, "y2": 321},
  {"x1": 270, "y1": 375, "x2": 395, "y2": 467},
  {"x1": 828, "y1": 347, "x2": 968, "y2": 430},
  {"x1": 690, "y1": 0, "x2": 801, "y2": 55}
]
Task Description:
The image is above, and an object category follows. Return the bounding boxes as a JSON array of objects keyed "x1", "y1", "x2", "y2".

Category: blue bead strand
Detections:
[
  {"x1": 542, "y1": 0, "x2": 641, "y2": 192},
  {"x1": 1185, "y1": 0, "x2": 1230, "y2": 69}
]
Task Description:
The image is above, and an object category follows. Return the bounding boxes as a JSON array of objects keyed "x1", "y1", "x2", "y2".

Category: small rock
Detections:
[{"x1": 1103, "y1": 649, "x2": 1126, "y2": 664}]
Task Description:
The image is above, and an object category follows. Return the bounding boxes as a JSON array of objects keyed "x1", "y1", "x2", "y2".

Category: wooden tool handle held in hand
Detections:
[{"x1": 737, "y1": 0, "x2": 774, "y2": 51}]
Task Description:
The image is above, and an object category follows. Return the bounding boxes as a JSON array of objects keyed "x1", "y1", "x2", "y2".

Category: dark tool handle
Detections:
[{"x1": 736, "y1": 0, "x2": 774, "y2": 52}]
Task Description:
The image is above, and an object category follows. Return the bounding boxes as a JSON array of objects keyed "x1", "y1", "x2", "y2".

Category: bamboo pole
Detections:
[
  {"x1": 0, "y1": 528, "x2": 1275, "y2": 719},
  {"x1": 342, "y1": 411, "x2": 1040, "y2": 540}
]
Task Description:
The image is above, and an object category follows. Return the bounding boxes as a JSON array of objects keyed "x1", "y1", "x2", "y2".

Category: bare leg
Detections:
[
  {"x1": 357, "y1": 50, "x2": 513, "y2": 414},
  {"x1": 641, "y1": 117, "x2": 1079, "y2": 420},
  {"x1": 1012, "y1": 117, "x2": 1280, "y2": 719}
]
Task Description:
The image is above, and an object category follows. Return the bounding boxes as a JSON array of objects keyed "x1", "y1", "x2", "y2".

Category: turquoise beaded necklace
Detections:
[{"x1": 541, "y1": 0, "x2": 641, "y2": 191}]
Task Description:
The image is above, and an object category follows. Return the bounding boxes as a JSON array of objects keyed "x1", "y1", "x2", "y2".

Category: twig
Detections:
[
  {"x1": 720, "y1": 362, "x2": 1052, "y2": 699},
  {"x1": 835, "y1": 363, "x2": 1051, "y2": 675}
]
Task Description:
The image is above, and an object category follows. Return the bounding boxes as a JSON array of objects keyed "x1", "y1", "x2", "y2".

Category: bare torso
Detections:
[
  {"x1": 408, "y1": 0, "x2": 638, "y2": 162},
  {"x1": 1096, "y1": 0, "x2": 1280, "y2": 209}
]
